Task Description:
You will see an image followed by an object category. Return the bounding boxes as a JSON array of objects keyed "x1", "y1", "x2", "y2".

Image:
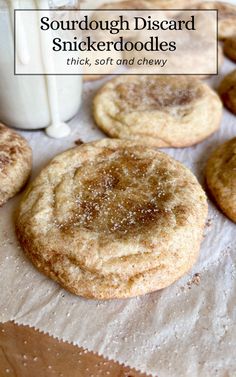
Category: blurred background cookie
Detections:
[
  {"x1": 93, "y1": 75, "x2": 222, "y2": 147},
  {"x1": 124, "y1": 43, "x2": 223, "y2": 79},
  {"x1": 197, "y1": 1, "x2": 236, "y2": 40},
  {"x1": 205, "y1": 138, "x2": 236, "y2": 223},
  {"x1": 89, "y1": 0, "x2": 153, "y2": 41},
  {"x1": 223, "y1": 35, "x2": 236, "y2": 62},
  {"x1": 0, "y1": 123, "x2": 32, "y2": 207},
  {"x1": 218, "y1": 69, "x2": 236, "y2": 114},
  {"x1": 95, "y1": 0, "x2": 201, "y2": 17}
]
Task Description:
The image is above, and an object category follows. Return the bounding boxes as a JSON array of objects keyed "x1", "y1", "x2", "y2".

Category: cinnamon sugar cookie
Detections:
[
  {"x1": 0, "y1": 123, "x2": 32, "y2": 207},
  {"x1": 124, "y1": 43, "x2": 223, "y2": 79},
  {"x1": 198, "y1": 1, "x2": 236, "y2": 40},
  {"x1": 224, "y1": 35, "x2": 236, "y2": 62},
  {"x1": 98, "y1": 0, "x2": 199, "y2": 15},
  {"x1": 94, "y1": 0, "x2": 200, "y2": 40},
  {"x1": 218, "y1": 70, "x2": 236, "y2": 115},
  {"x1": 92, "y1": 0, "x2": 152, "y2": 40},
  {"x1": 84, "y1": 74, "x2": 105, "y2": 82},
  {"x1": 16, "y1": 139, "x2": 207, "y2": 299},
  {"x1": 98, "y1": 0, "x2": 150, "y2": 10},
  {"x1": 205, "y1": 138, "x2": 236, "y2": 223},
  {"x1": 93, "y1": 76, "x2": 222, "y2": 148}
]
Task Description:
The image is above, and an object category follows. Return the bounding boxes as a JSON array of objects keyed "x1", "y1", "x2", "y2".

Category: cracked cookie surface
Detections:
[
  {"x1": 205, "y1": 138, "x2": 236, "y2": 223},
  {"x1": 0, "y1": 123, "x2": 32, "y2": 206},
  {"x1": 93, "y1": 76, "x2": 222, "y2": 148},
  {"x1": 16, "y1": 139, "x2": 207, "y2": 299},
  {"x1": 218, "y1": 69, "x2": 236, "y2": 115}
]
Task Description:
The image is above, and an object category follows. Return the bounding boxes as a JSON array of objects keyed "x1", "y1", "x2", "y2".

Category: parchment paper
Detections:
[{"x1": 0, "y1": 32, "x2": 236, "y2": 377}]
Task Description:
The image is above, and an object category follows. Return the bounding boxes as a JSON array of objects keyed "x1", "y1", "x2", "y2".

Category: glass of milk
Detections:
[{"x1": 0, "y1": 0, "x2": 82, "y2": 138}]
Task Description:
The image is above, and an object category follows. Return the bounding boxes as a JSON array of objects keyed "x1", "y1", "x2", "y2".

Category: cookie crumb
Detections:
[
  {"x1": 187, "y1": 273, "x2": 201, "y2": 289},
  {"x1": 206, "y1": 218, "x2": 212, "y2": 227},
  {"x1": 75, "y1": 139, "x2": 84, "y2": 146}
]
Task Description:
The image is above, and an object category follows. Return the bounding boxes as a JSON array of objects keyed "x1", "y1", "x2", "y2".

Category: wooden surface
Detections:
[{"x1": 0, "y1": 322, "x2": 149, "y2": 377}]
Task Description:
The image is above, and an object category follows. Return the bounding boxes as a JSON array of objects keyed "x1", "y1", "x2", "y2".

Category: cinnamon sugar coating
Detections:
[
  {"x1": 0, "y1": 123, "x2": 32, "y2": 206},
  {"x1": 93, "y1": 76, "x2": 222, "y2": 148},
  {"x1": 205, "y1": 138, "x2": 236, "y2": 223},
  {"x1": 218, "y1": 70, "x2": 236, "y2": 115},
  {"x1": 16, "y1": 139, "x2": 207, "y2": 299}
]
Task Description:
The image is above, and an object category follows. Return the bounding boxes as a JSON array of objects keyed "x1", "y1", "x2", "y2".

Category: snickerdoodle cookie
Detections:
[
  {"x1": 205, "y1": 138, "x2": 236, "y2": 223},
  {"x1": 98, "y1": 0, "x2": 151, "y2": 10},
  {"x1": 91, "y1": 0, "x2": 152, "y2": 40},
  {"x1": 224, "y1": 35, "x2": 236, "y2": 62},
  {"x1": 0, "y1": 123, "x2": 32, "y2": 207},
  {"x1": 197, "y1": 1, "x2": 236, "y2": 40},
  {"x1": 93, "y1": 76, "x2": 222, "y2": 148},
  {"x1": 94, "y1": 0, "x2": 200, "y2": 40},
  {"x1": 124, "y1": 43, "x2": 223, "y2": 79},
  {"x1": 218, "y1": 70, "x2": 236, "y2": 115},
  {"x1": 16, "y1": 139, "x2": 207, "y2": 299},
  {"x1": 97, "y1": 0, "x2": 199, "y2": 15},
  {"x1": 92, "y1": 0, "x2": 199, "y2": 45}
]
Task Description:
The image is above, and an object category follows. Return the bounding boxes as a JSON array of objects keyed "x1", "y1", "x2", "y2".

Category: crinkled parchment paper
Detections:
[{"x1": 0, "y1": 33, "x2": 236, "y2": 377}]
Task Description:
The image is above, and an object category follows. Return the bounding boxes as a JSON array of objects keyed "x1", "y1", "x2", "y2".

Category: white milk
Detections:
[{"x1": 0, "y1": 0, "x2": 82, "y2": 138}]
